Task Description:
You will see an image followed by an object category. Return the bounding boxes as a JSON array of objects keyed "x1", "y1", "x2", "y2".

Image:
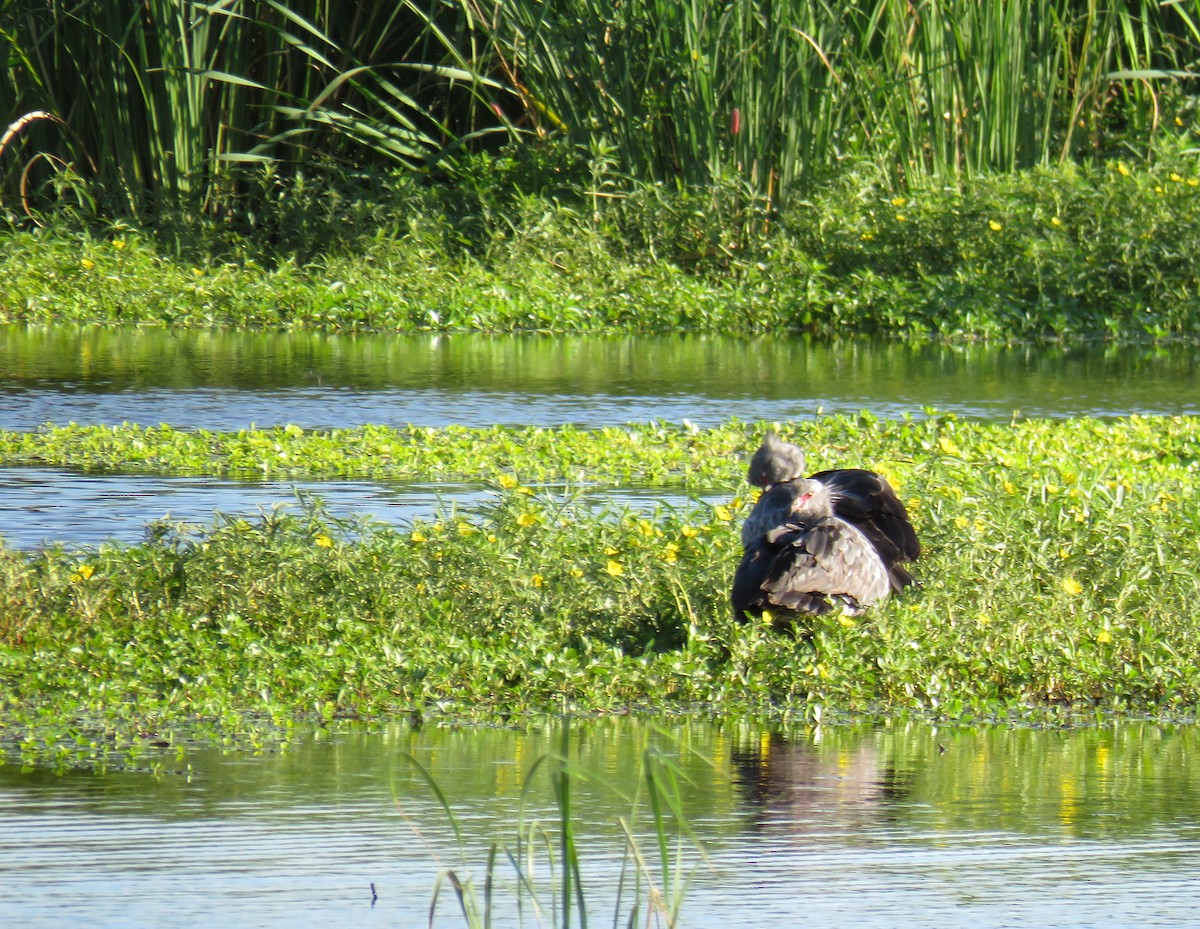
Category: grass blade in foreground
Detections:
[{"x1": 399, "y1": 722, "x2": 705, "y2": 928}]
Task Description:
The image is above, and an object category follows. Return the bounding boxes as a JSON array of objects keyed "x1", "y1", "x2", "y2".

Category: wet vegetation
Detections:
[
  {"x1": 2, "y1": 1, "x2": 1200, "y2": 340},
  {"x1": 3, "y1": 1, "x2": 1200, "y2": 778},
  {"x1": 1, "y1": 153, "x2": 1200, "y2": 340},
  {"x1": 2, "y1": 415, "x2": 1198, "y2": 769}
]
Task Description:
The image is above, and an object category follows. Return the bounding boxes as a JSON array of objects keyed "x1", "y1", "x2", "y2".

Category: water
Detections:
[
  {"x1": 4, "y1": 325, "x2": 1199, "y2": 549},
  {"x1": 4, "y1": 325, "x2": 1200, "y2": 431},
  {"x1": 0, "y1": 466, "x2": 714, "y2": 549},
  {"x1": 2, "y1": 718, "x2": 1199, "y2": 928},
  {"x1": 5, "y1": 327, "x2": 1200, "y2": 926}
]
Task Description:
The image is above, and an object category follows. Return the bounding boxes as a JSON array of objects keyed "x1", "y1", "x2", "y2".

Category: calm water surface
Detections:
[
  {"x1": 2, "y1": 718, "x2": 1199, "y2": 928},
  {"x1": 4, "y1": 325, "x2": 1199, "y2": 548},
  {"x1": 0, "y1": 466, "x2": 713, "y2": 549},
  {"x1": 4, "y1": 325, "x2": 1200, "y2": 430}
]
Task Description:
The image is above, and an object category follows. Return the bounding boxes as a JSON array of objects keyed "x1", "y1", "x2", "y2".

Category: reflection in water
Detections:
[
  {"x1": 3, "y1": 719, "x2": 1200, "y2": 928},
  {"x1": 3, "y1": 325, "x2": 1199, "y2": 430},
  {"x1": 731, "y1": 732, "x2": 913, "y2": 833}
]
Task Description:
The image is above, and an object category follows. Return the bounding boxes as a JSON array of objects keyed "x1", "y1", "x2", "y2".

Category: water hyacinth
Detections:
[{"x1": 2, "y1": 414, "x2": 1200, "y2": 770}]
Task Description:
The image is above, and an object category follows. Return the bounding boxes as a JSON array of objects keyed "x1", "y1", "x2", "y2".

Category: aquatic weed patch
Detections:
[
  {"x1": 3, "y1": 156, "x2": 1200, "y2": 340},
  {"x1": 2, "y1": 415, "x2": 1199, "y2": 768}
]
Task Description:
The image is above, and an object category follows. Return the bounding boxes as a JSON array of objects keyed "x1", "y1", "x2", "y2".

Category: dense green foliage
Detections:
[
  {"x1": 2, "y1": 0, "x2": 1198, "y2": 222},
  {"x1": 1, "y1": 153, "x2": 1199, "y2": 339},
  {"x1": 3, "y1": 416, "x2": 1199, "y2": 769}
]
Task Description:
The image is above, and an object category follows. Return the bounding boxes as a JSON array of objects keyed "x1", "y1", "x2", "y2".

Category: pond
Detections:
[
  {"x1": 2, "y1": 718, "x2": 1199, "y2": 929},
  {"x1": 4, "y1": 325, "x2": 1200, "y2": 432},
  {"x1": 3, "y1": 325, "x2": 1200, "y2": 549}
]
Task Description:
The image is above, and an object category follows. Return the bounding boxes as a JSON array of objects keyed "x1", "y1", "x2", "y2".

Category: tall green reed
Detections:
[
  {"x1": 0, "y1": 0, "x2": 505, "y2": 221},
  {"x1": 402, "y1": 722, "x2": 701, "y2": 929},
  {"x1": 1, "y1": 0, "x2": 1197, "y2": 223},
  {"x1": 486, "y1": 0, "x2": 1200, "y2": 201}
]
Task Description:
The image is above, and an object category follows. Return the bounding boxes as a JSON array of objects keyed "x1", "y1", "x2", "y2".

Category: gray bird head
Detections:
[
  {"x1": 746, "y1": 432, "x2": 807, "y2": 487},
  {"x1": 790, "y1": 478, "x2": 837, "y2": 518}
]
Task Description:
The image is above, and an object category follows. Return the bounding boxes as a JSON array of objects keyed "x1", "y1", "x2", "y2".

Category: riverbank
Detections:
[
  {"x1": 2, "y1": 416, "x2": 1198, "y2": 769},
  {"x1": 2, "y1": 159, "x2": 1199, "y2": 341}
]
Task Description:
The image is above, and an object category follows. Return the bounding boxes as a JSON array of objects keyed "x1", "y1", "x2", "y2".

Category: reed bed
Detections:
[{"x1": 2, "y1": 0, "x2": 1198, "y2": 223}]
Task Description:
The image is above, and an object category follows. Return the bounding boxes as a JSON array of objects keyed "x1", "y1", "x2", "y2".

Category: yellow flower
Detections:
[
  {"x1": 714, "y1": 504, "x2": 733, "y2": 522},
  {"x1": 860, "y1": 232, "x2": 874, "y2": 241},
  {"x1": 516, "y1": 512, "x2": 538, "y2": 527},
  {"x1": 605, "y1": 546, "x2": 620, "y2": 556},
  {"x1": 662, "y1": 542, "x2": 680, "y2": 564},
  {"x1": 411, "y1": 530, "x2": 428, "y2": 543},
  {"x1": 953, "y1": 515, "x2": 970, "y2": 530},
  {"x1": 681, "y1": 526, "x2": 700, "y2": 538},
  {"x1": 112, "y1": 239, "x2": 126, "y2": 249},
  {"x1": 837, "y1": 615, "x2": 856, "y2": 628},
  {"x1": 531, "y1": 573, "x2": 544, "y2": 588},
  {"x1": 606, "y1": 560, "x2": 624, "y2": 577},
  {"x1": 191, "y1": 267, "x2": 204, "y2": 276},
  {"x1": 569, "y1": 567, "x2": 584, "y2": 578},
  {"x1": 1097, "y1": 629, "x2": 1113, "y2": 644},
  {"x1": 938, "y1": 435, "x2": 961, "y2": 456},
  {"x1": 315, "y1": 534, "x2": 333, "y2": 548},
  {"x1": 976, "y1": 612, "x2": 990, "y2": 625},
  {"x1": 1050, "y1": 216, "x2": 1063, "y2": 227},
  {"x1": 517, "y1": 486, "x2": 534, "y2": 496},
  {"x1": 1170, "y1": 173, "x2": 1184, "y2": 183},
  {"x1": 895, "y1": 214, "x2": 906, "y2": 223},
  {"x1": 1117, "y1": 162, "x2": 1131, "y2": 177},
  {"x1": 496, "y1": 474, "x2": 519, "y2": 490},
  {"x1": 80, "y1": 258, "x2": 95, "y2": 270},
  {"x1": 891, "y1": 196, "x2": 907, "y2": 207},
  {"x1": 988, "y1": 220, "x2": 1003, "y2": 232},
  {"x1": 70, "y1": 563, "x2": 95, "y2": 583},
  {"x1": 1003, "y1": 480, "x2": 1016, "y2": 495},
  {"x1": 457, "y1": 522, "x2": 476, "y2": 535},
  {"x1": 1061, "y1": 577, "x2": 1083, "y2": 596}
]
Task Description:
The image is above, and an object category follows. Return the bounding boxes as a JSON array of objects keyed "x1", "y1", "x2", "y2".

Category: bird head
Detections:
[
  {"x1": 747, "y1": 431, "x2": 807, "y2": 487},
  {"x1": 790, "y1": 478, "x2": 837, "y2": 517}
]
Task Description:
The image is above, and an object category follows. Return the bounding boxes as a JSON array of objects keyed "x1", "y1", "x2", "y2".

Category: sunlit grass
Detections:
[
  {"x1": 3, "y1": 151, "x2": 1199, "y2": 339},
  {"x1": 406, "y1": 723, "x2": 699, "y2": 929},
  {"x1": 1, "y1": 415, "x2": 1199, "y2": 769}
]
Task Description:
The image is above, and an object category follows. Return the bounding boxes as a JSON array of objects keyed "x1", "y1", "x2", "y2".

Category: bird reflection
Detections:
[{"x1": 730, "y1": 732, "x2": 913, "y2": 832}]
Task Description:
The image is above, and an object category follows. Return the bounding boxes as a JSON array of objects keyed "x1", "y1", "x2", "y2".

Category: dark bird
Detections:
[{"x1": 732, "y1": 433, "x2": 919, "y2": 624}]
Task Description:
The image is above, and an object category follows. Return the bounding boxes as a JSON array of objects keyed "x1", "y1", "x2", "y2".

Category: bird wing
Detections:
[
  {"x1": 764, "y1": 519, "x2": 891, "y2": 609},
  {"x1": 740, "y1": 480, "x2": 806, "y2": 547},
  {"x1": 809, "y1": 468, "x2": 921, "y2": 587}
]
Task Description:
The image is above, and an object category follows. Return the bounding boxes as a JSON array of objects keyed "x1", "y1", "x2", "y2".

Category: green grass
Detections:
[
  {"x1": 2, "y1": 152, "x2": 1200, "y2": 340},
  {"x1": 409, "y1": 722, "x2": 697, "y2": 929},
  {"x1": 4, "y1": 0, "x2": 1198, "y2": 217},
  {"x1": 2, "y1": 415, "x2": 1199, "y2": 770}
]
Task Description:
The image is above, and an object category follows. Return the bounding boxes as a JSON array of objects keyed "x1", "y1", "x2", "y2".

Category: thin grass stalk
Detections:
[{"x1": 550, "y1": 720, "x2": 588, "y2": 929}]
